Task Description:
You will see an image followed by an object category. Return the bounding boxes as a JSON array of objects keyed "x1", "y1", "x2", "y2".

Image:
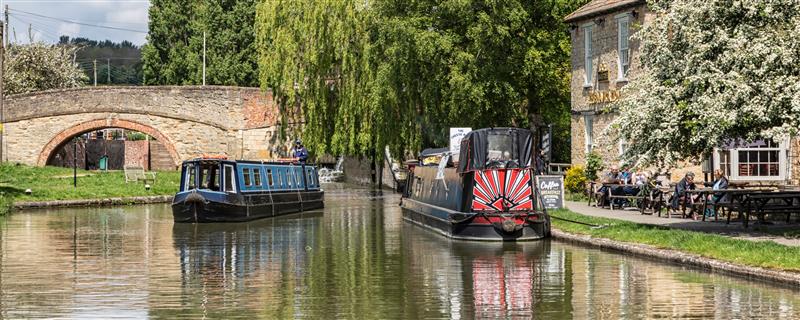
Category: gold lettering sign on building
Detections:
[{"x1": 588, "y1": 89, "x2": 620, "y2": 105}]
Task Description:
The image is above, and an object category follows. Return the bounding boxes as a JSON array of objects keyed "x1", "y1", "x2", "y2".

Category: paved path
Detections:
[{"x1": 564, "y1": 201, "x2": 800, "y2": 247}]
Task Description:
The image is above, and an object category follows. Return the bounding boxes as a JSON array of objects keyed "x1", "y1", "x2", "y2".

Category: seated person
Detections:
[
  {"x1": 623, "y1": 170, "x2": 647, "y2": 196},
  {"x1": 671, "y1": 172, "x2": 697, "y2": 212},
  {"x1": 595, "y1": 166, "x2": 623, "y2": 207},
  {"x1": 702, "y1": 169, "x2": 729, "y2": 216}
]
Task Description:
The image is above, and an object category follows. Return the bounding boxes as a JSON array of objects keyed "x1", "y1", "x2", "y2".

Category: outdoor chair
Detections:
[{"x1": 124, "y1": 165, "x2": 156, "y2": 184}]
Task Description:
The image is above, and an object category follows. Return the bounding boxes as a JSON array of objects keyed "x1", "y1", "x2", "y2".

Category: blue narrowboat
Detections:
[
  {"x1": 400, "y1": 128, "x2": 551, "y2": 241},
  {"x1": 172, "y1": 157, "x2": 324, "y2": 223}
]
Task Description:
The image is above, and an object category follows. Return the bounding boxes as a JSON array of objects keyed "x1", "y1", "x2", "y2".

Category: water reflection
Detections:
[{"x1": 0, "y1": 186, "x2": 798, "y2": 319}]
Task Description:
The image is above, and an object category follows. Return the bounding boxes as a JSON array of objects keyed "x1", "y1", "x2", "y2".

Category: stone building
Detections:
[
  {"x1": 565, "y1": 0, "x2": 648, "y2": 167},
  {"x1": 565, "y1": 0, "x2": 800, "y2": 185}
]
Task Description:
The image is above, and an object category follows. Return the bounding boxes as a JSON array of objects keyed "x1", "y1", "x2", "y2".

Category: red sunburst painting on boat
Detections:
[{"x1": 472, "y1": 169, "x2": 533, "y2": 211}]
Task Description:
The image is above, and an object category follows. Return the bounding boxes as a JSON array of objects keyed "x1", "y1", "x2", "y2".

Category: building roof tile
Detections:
[{"x1": 564, "y1": 0, "x2": 645, "y2": 23}]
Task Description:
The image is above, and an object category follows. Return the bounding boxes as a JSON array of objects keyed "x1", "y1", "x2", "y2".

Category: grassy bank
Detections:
[
  {"x1": 0, "y1": 164, "x2": 180, "y2": 206},
  {"x1": 550, "y1": 209, "x2": 800, "y2": 272}
]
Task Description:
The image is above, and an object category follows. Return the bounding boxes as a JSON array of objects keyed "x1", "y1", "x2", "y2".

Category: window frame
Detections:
[
  {"x1": 242, "y1": 167, "x2": 252, "y2": 187},
  {"x1": 583, "y1": 114, "x2": 594, "y2": 153},
  {"x1": 582, "y1": 23, "x2": 594, "y2": 87},
  {"x1": 223, "y1": 164, "x2": 236, "y2": 193},
  {"x1": 713, "y1": 139, "x2": 788, "y2": 181},
  {"x1": 184, "y1": 163, "x2": 196, "y2": 191},
  {"x1": 253, "y1": 168, "x2": 262, "y2": 187},
  {"x1": 616, "y1": 13, "x2": 631, "y2": 81}
]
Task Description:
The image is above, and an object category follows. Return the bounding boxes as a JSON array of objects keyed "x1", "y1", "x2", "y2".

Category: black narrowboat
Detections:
[
  {"x1": 400, "y1": 128, "x2": 551, "y2": 241},
  {"x1": 172, "y1": 157, "x2": 324, "y2": 223}
]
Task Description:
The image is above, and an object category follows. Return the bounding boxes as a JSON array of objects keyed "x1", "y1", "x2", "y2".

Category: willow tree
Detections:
[
  {"x1": 256, "y1": 0, "x2": 584, "y2": 160},
  {"x1": 611, "y1": 0, "x2": 800, "y2": 167}
]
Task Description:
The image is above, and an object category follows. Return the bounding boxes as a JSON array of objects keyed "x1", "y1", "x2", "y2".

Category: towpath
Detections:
[{"x1": 565, "y1": 201, "x2": 800, "y2": 247}]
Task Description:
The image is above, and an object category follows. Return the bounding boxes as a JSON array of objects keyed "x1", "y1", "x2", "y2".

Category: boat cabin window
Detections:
[
  {"x1": 243, "y1": 168, "x2": 252, "y2": 187},
  {"x1": 278, "y1": 171, "x2": 283, "y2": 187},
  {"x1": 184, "y1": 163, "x2": 197, "y2": 191},
  {"x1": 486, "y1": 132, "x2": 519, "y2": 168},
  {"x1": 253, "y1": 168, "x2": 262, "y2": 186},
  {"x1": 287, "y1": 170, "x2": 294, "y2": 188},
  {"x1": 294, "y1": 169, "x2": 301, "y2": 187},
  {"x1": 267, "y1": 169, "x2": 274, "y2": 186},
  {"x1": 198, "y1": 162, "x2": 220, "y2": 191},
  {"x1": 306, "y1": 169, "x2": 315, "y2": 186},
  {"x1": 223, "y1": 164, "x2": 235, "y2": 193}
]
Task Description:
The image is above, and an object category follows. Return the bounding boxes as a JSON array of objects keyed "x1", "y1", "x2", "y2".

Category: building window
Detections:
[
  {"x1": 714, "y1": 139, "x2": 787, "y2": 181},
  {"x1": 584, "y1": 114, "x2": 594, "y2": 153},
  {"x1": 618, "y1": 139, "x2": 628, "y2": 157},
  {"x1": 616, "y1": 14, "x2": 630, "y2": 80},
  {"x1": 583, "y1": 25, "x2": 593, "y2": 86}
]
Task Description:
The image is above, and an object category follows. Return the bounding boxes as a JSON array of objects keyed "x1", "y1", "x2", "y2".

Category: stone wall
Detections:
[
  {"x1": 569, "y1": 5, "x2": 650, "y2": 167},
  {"x1": 1, "y1": 86, "x2": 294, "y2": 167},
  {"x1": 789, "y1": 138, "x2": 800, "y2": 186}
]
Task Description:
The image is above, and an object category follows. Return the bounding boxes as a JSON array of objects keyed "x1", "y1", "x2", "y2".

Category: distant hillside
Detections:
[{"x1": 59, "y1": 36, "x2": 142, "y2": 85}]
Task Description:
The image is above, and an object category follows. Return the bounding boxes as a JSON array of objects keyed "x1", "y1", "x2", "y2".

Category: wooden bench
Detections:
[
  {"x1": 742, "y1": 191, "x2": 800, "y2": 228},
  {"x1": 606, "y1": 184, "x2": 645, "y2": 211},
  {"x1": 124, "y1": 165, "x2": 156, "y2": 184}
]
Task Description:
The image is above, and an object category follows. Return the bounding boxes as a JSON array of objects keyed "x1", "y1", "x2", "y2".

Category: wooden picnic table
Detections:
[{"x1": 685, "y1": 188, "x2": 795, "y2": 227}]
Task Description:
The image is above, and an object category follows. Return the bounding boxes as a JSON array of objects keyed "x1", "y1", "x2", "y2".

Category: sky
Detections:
[{"x1": 1, "y1": 0, "x2": 149, "y2": 46}]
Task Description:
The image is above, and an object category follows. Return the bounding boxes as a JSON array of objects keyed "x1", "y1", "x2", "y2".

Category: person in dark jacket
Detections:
[
  {"x1": 702, "y1": 169, "x2": 729, "y2": 217},
  {"x1": 293, "y1": 139, "x2": 308, "y2": 163},
  {"x1": 671, "y1": 172, "x2": 696, "y2": 212}
]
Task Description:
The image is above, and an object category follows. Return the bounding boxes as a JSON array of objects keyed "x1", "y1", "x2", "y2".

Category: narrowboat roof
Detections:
[
  {"x1": 182, "y1": 158, "x2": 315, "y2": 166},
  {"x1": 457, "y1": 127, "x2": 533, "y2": 173},
  {"x1": 420, "y1": 147, "x2": 449, "y2": 157}
]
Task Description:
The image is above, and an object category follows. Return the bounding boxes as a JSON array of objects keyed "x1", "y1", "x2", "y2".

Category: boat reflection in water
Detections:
[
  {"x1": 401, "y1": 225, "x2": 557, "y2": 319},
  {"x1": 171, "y1": 211, "x2": 323, "y2": 317}
]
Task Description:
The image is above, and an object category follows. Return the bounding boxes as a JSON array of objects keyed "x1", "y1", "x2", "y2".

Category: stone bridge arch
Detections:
[
  {"x1": 38, "y1": 118, "x2": 180, "y2": 167},
  {"x1": 1, "y1": 86, "x2": 296, "y2": 168}
]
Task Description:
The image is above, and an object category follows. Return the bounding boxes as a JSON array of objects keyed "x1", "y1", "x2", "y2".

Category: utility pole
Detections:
[
  {"x1": 93, "y1": 59, "x2": 97, "y2": 86},
  {"x1": 4, "y1": 5, "x2": 8, "y2": 47},
  {"x1": 202, "y1": 31, "x2": 206, "y2": 86},
  {"x1": 106, "y1": 58, "x2": 110, "y2": 84},
  {"x1": 0, "y1": 23, "x2": 4, "y2": 163}
]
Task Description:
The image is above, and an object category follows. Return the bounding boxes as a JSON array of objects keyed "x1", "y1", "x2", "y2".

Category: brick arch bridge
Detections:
[{"x1": 2, "y1": 86, "x2": 294, "y2": 168}]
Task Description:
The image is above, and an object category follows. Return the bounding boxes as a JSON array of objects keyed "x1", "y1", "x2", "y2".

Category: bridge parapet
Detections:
[{"x1": 2, "y1": 86, "x2": 292, "y2": 167}]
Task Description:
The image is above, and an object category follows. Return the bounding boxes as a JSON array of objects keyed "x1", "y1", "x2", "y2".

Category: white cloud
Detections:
[
  {"x1": 57, "y1": 23, "x2": 80, "y2": 38},
  {"x1": 105, "y1": 6, "x2": 148, "y2": 25}
]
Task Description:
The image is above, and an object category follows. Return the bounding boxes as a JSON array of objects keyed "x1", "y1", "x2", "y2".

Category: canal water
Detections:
[{"x1": 1, "y1": 185, "x2": 798, "y2": 319}]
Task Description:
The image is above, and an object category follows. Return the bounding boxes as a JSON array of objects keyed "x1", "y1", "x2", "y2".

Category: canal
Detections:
[{"x1": 1, "y1": 185, "x2": 798, "y2": 319}]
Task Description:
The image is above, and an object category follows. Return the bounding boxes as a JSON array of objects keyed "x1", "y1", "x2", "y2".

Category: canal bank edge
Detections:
[
  {"x1": 14, "y1": 195, "x2": 173, "y2": 210},
  {"x1": 551, "y1": 228, "x2": 800, "y2": 288}
]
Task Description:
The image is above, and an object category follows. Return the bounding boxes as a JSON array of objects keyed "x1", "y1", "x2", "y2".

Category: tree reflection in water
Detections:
[{"x1": 0, "y1": 187, "x2": 797, "y2": 319}]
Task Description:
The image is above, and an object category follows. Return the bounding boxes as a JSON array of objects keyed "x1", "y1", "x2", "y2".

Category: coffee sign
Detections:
[{"x1": 535, "y1": 175, "x2": 564, "y2": 209}]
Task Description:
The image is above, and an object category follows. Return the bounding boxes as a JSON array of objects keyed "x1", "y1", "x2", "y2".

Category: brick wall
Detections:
[{"x1": 124, "y1": 140, "x2": 149, "y2": 170}]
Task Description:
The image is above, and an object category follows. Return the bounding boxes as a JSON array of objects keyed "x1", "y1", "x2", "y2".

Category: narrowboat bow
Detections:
[
  {"x1": 401, "y1": 128, "x2": 551, "y2": 241},
  {"x1": 172, "y1": 157, "x2": 324, "y2": 223}
]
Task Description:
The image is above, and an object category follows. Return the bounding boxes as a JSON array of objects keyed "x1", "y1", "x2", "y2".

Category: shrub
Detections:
[
  {"x1": 126, "y1": 132, "x2": 148, "y2": 141},
  {"x1": 565, "y1": 165, "x2": 588, "y2": 194},
  {"x1": 585, "y1": 152, "x2": 604, "y2": 181},
  {"x1": 0, "y1": 195, "x2": 11, "y2": 216}
]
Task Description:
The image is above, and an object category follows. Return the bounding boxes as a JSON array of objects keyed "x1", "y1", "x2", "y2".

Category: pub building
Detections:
[{"x1": 565, "y1": 0, "x2": 800, "y2": 186}]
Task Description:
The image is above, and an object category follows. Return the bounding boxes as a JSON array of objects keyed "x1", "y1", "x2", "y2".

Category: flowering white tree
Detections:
[
  {"x1": 609, "y1": 0, "x2": 800, "y2": 167},
  {"x1": 4, "y1": 42, "x2": 87, "y2": 95}
]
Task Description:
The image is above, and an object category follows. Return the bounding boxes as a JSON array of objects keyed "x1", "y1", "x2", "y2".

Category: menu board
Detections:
[{"x1": 535, "y1": 175, "x2": 564, "y2": 209}]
